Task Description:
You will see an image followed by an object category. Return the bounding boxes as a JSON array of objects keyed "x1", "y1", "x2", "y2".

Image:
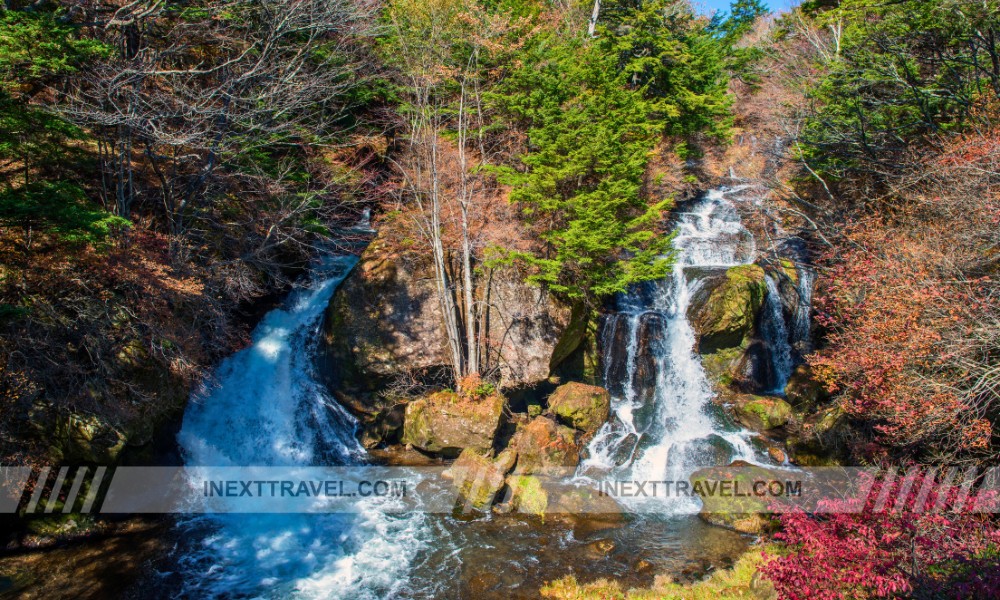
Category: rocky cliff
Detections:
[{"x1": 321, "y1": 229, "x2": 572, "y2": 445}]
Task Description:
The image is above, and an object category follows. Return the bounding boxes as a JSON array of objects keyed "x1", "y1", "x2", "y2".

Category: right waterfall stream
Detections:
[{"x1": 578, "y1": 187, "x2": 798, "y2": 512}]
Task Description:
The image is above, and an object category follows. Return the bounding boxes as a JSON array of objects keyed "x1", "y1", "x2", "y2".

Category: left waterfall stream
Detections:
[{"x1": 171, "y1": 251, "x2": 432, "y2": 599}]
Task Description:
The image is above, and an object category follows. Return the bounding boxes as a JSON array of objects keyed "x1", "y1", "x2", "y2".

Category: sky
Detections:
[{"x1": 691, "y1": 0, "x2": 798, "y2": 16}]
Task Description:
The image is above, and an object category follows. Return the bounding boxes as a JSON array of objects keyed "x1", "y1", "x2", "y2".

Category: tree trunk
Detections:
[{"x1": 588, "y1": 0, "x2": 601, "y2": 37}]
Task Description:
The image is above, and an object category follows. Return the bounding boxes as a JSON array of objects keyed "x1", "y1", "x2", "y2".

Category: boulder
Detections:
[
  {"x1": 783, "y1": 364, "x2": 828, "y2": 412},
  {"x1": 446, "y1": 448, "x2": 516, "y2": 510},
  {"x1": 546, "y1": 382, "x2": 611, "y2": 435},
  {"x1": 505, "y1": 475, "x2": 549, "y2": 516},
  {"x1": 401, "y1": 391, "x2": 504, "y2": 456},
  {"x1": 691, "y1": 461, "x2": 782, "y2": 535},
  {"x1": 510, "y1": 416, "x2": 580, "y2": 475},
  {"x1": 322, "y1": 227, "x2": 571, "y2": 443},
  {"x1": 731, "y1": 394, "x2": 793, "y2": 431},
  {"x1": 690, "y1": 264, "x2": 767, "y2": 355}
]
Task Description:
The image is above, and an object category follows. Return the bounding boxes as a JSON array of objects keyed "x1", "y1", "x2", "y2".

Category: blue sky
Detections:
[{"x1": 691, "y1": 0, "x2": 798, "y2": 16}]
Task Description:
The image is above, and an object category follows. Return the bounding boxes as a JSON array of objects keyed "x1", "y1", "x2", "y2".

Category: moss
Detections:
[
  {"x1": 701, "y1": 346, "x2": 745, "y2": 388},
  {"x1": 507, "y1": 475, "x2": 548, "y2": 517},
  {"x1": 541, "y1": 545, "x2": 779, "y2": 599},
  {"x1": 778, "y1": 258, "x2": 798, "y2": 285},
  {"x1": 401, "y1": 391, "x2": 505, "y2": 456},
  {"x1": 694, "y1": 265, "x2": 766, "y2": 354},
  {"x1": 547, "y1": 382, "x2": 611, "y2": 434},
  {"x1": 448, "y1": 448, "x2": 509, "y2": 509},
  {"x1": 733, "y1": 396, "x2": 792, "y2": 431}
]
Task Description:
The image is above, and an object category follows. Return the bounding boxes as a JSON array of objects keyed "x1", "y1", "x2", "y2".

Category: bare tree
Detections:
[{"x1": 58, "y1": 0, "x2": 376, "y2": 237}]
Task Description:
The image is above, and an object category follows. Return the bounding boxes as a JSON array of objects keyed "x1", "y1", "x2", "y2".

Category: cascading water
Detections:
[
  {"x1": 761, "y1": 274, "x2": 793, "y2": 393},
  {"x1": 792, "y1": 266, "x2": 815, "y2": 358},
  {"x1": 579, "y1": 189, "x2": 761, "y2": 511},
  {"x1": 174, "y1": 253, "x2": 428, "y2": 599}
]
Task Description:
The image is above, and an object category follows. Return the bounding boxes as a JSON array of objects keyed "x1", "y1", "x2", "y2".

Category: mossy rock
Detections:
[
  {"x1": 506, "y1": 475, "x2": 548, "y2": 516},
  {"x1": 779, "y1": 258, "x2": 798, "y2": 285},
  {"x1": 446, "y1": 448, "x2": 515, "y2": 510},
  {"x1": 701, "y1": 346, "x2": 746, "y2": 389},
  {"x1": 510, "y1": 416, "x2": 580, "y2": 475},
  {"x1": 691, "y1": 461, "x2": 783, "y2": 535},
  {"x1": 787, "y1": 405, "x2": 849, "y2": 466},
  {"x1": 546, "y1": 382, "x2": 610, "y2": 435},
  {"x1": 401, "y1": 391, "x2": 505, "y2": 457},
  {"x1": 732, "y1": 395, "x2": 793, "y2": 431},
  {"x1": 49, "y1": 413, "x2": 127, "y2": 464},
  {"x1": 783, "y1": 364, "x2": 828, "y2": 412},
  {"x1": 692, "y1": 264, "x2": 767, "y2": 354}
]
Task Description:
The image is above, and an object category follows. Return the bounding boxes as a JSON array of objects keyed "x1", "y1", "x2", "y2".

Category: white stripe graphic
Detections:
[
  {"x1": 25, "y1": 467, "x2": 51, "y2": 513},
  {"x1": 62, "y1": 467, "x2": 88, "y2": 513},
  {"x1": 80, "y1": 466, "x2": 107, "y2": 513},
  {"x1": 44, "y1": 467, "x2": 69, "y2": 513}
]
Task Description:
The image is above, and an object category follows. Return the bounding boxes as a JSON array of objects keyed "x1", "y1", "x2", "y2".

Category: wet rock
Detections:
[
  {"x1": 635, "y1": 559, "x2": 655, "y2": 573},
  {"x1": 690, "y1": 264, "x2": 767, "y2": 355},
  {"x1": 691, "y1": 461, "x2": 783, "y2": 535},
  {"x1": 509, "y1": 416, "x2": 580, "y2": 475},
  {"x1": 631, "y1": 313, "x2": 666, "y2": 405},
  {"x1": 505, "y1": 475, "x2": 549, "y2": 516},
  {"x1": 587, "y1": 538, "x2": 616, "y2": 556},
  {"x1": 731, "y1": 394, "x2": 793, "y2": 431},
  {"x1": 786, "y1": 405, "x2": 849, "y2": 466},
  {"x1": 598, "y1": 314, "x2": 631, "y2": 398},
  {"x1": 401, "y1": 391, "x2": 505, "y2": 456},
  {"x1": 546, "y1": 382, "x2": 611, "y2": 435},
  {"x1": 767, "y1": 446, "x2": 786, "y2": 464},
  {"x1": 671, "y1": 434, "x2": 738, "y2": 467},
  {"x1": 445, "y1": 448, "x2": 515, "y2": 510}
]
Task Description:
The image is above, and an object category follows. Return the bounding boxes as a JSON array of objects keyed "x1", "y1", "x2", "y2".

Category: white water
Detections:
[
  {"x1": 579, "y1": 189, "x2": 761, "y2": 511},
  {"x1": 176, "y1": 254, "x2": 429, "y2": 599}
]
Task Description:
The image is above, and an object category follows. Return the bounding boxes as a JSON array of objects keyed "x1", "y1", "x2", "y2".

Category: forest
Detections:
[{"x1": 1, "y1": 0, "x2": 999, "y2": 599}]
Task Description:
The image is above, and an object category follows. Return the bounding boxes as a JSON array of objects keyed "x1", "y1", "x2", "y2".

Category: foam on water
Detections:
[
  {"x1": 579, "y1": 189, "x2": 761, "y2": 512},
  {"x1": 175, "y1": 254, "x2": 429, "y2": 599}
]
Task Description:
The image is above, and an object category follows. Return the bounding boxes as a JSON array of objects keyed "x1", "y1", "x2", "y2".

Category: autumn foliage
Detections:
[{"x1": 763, "y1": 472, "x2": 1000, "y2": 599}]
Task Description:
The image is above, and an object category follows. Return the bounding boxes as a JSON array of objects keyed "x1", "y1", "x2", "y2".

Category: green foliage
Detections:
[
  {"x1": 597, "y1": 0, "x2": 733, "y2": 139},
  {"x1": 0, "y1": 182, "x2": 130, "y2": 245},
  {"x1": 798, "y1": 0, "x2": 1000, "y2": 178},
  {"x1": 493, "y1": 36, "x2": 676, "y2": 302},
  {"x1": 0, "y1": 11, "x2": 110, "y2": 90},
  {"x1": 708, "y1": 0, "x2": 770, "y2": 85}
]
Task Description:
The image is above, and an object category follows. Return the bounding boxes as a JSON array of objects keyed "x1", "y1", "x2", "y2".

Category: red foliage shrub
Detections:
[
  {"x1": 762, "y1": 472, "x2": 1000, "y2": 599},
  {"x1": 810, "y1": 223, "x2": 998, "y2": 462}
]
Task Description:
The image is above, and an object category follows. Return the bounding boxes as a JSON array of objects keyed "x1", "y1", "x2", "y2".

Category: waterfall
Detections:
[
  {"x1": 175, "y1": 254, "x2": 428, "y2": 599},
  {"x1": 761, "y1": 274, "x2": 793, "y2": 393},
  {"x1": 792, "y1": 266, "x2": 815, "y2": 358},
  {"x1": 578, "y1": 189, "x2": 760, "y2": 512}
]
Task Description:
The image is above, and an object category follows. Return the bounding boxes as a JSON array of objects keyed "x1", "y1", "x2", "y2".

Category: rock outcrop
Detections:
[
  {"x1": 784, "y1": 364, "x2": 828, "y2": 412},
  {"x1": 730, "y1": 394, "x2": 793, "y2": 432},
  {"x1": 546, "y1": 382, "x2": 610, "y2": 436},
  {"x1": 786, "y1": 405, "x2": 849, "y2": 466},
  {"x1": 401, "y1": 391, "x2": 505, "y2": 457},
  {"x1": 509, "y1": 416, "x2": 580, "y2": 475},
  {"x1": 688, "y1": 264, "x2": 768, "y2": 390},
  {"x1": 690, "y1": 264, "x2": 767, "y2": 355},
  {"x1": 322, "y1": 228, "x2": 571, "y2": 445}
]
